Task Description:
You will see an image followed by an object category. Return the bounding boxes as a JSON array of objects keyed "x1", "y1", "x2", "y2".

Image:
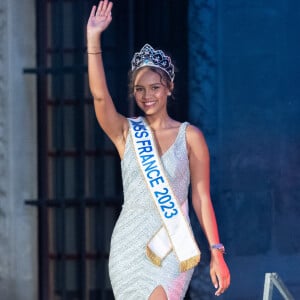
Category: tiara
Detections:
[{"x1": 131, "y1": 44, "x2": 175, "y2": 81}]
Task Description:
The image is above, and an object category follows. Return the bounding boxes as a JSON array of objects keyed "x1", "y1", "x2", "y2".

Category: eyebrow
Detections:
[{"x1": 134, "y1": 83, "x2": 162, "y2": 87}]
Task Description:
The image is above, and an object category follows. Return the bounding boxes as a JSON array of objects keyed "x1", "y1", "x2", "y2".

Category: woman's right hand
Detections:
[{"x1": 87, "y1": 0, "x2": 113, "y2": 38}]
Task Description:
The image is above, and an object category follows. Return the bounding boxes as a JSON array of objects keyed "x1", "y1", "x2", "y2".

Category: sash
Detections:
[{"x1": 128, "y1": 117, "x2": 200, "y2": 272}]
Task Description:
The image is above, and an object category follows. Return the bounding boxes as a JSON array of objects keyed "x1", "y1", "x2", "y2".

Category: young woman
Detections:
[{"x1": 87, "y1": 1, "x2": 230, "y2": 299}]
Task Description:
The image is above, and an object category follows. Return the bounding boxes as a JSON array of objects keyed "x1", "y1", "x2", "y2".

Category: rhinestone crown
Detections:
[{"x1": 131, "y1": 44, "x2": 175, "y2": 81}]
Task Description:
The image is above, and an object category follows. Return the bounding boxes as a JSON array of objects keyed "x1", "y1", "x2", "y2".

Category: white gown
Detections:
[{"x1": 109, "y1": 119, "x2": 194, "y2": 300}]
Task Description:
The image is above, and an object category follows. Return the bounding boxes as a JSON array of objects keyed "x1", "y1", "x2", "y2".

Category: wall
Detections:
[
  {"x1": 0, "y1": 0, "x2": 38, "y2": 299},
  {"x1": 188, "y1": 1, "x2": 300, "y2": 299}
]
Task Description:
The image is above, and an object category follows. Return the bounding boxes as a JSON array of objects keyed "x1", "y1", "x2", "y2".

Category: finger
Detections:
[
  {"x1": 96, "y1": 1, "x2": 104, "y2": 15},
  {"x1": 100, "y1": 0, "x2": 108, "y2": 13},
  {"x1": 215, "y1": 287, "x2": 223, "y2": 296},
  {"x1": 215, "y1": 279, "x2": 224, "y2": 296},
  {"x1": 210, "y1": 272, "x2": 218, "y2": 290},
  {"x1": 89, "y1": 5, "x2": 96, "y2": 18},
  {"x1": 215, "y1": 275, "x2": 229, "y2": 296},
  {"x1": 225, "y1": 274, "x2": 231, "y2": 289},
  {"x1": 104, "y1": 2, "x2": 113, "y2": 17}
]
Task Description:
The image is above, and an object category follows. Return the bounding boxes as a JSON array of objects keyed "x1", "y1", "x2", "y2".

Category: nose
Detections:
[{"x1": 142, "y1": 88, "x2": 152, "y2": 99}]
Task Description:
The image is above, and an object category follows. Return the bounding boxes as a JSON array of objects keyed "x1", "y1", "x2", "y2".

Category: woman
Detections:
[{"x1": 87, "y1": 1, "x2": 230, "y2": 299}]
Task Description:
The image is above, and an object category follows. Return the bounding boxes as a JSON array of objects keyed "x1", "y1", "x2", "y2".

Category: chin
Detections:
[{"x1": 139, "y1": 107, "x2": 155, "y2": 115}]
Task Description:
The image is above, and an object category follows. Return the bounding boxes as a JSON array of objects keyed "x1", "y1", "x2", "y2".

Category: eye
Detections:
[
  {"x1": 134, "y1": 87, "x2": 144, "y2": 92},
  {"x1": 151, "y1": 85, "x2": 160, "y2": 90}
]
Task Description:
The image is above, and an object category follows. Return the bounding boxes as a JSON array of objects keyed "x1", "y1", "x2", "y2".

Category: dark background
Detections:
[
  {"x1": 32, "y1": 0, "x2": 300, "y2": 299},
  {"x1": 187, "y1": 1, "x2": 300, "y2": 299}
]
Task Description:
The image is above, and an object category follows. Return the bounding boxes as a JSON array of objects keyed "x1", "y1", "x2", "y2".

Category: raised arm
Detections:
[
  {"x1": 187, "y1": 125, "x2": 230, "y2": 296},
  {"x1": 87, "y1": 0, "x2": 128, "y2": 155}
]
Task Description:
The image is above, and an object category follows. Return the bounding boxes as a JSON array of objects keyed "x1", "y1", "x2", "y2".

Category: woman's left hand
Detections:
[
  {"x1": 210, "y1": 252, "x2": 231, "y2": 296},
  {"x1": 87, "y1": 0, "x2": 113, "y2": 38}
]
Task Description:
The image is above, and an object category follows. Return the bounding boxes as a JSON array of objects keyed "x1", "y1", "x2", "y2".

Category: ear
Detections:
[{"x1": 168, "y1": 82, "x2": 174, "y2": 95}]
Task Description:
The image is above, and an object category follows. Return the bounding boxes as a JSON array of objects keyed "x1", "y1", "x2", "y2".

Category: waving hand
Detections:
[{"x1": 87, "y1": 0, "x2": 113, "y2": 36}]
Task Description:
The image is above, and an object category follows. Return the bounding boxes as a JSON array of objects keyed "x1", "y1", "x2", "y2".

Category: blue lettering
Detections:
[
  {"x1": 137, "y1": 140, "x2": 151, "y2": 146},
  {"x1": 150, "y1": 176, "x2": 164, "y2": 187},
  {"x1": 138, "y1": 146, "x2": 152, "y2": 154},
  {"x1": 130, "y1": 120, "x2": 146, "y2": 132},
  {"x1": 135, "y1": 131, "x2": 148, "y2": 138},
  {"x1": 146, "y1": 169, "x2": 160, "y2": 179},
  {"x1": 140, "y1": 154, "x2": 154, "y2": 164},
  {"x1": 143, "y1": 160, "x2": 157, "y2": 172}
]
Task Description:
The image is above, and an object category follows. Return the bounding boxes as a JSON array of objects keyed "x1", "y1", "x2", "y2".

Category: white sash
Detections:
[{"x1": 128, "y1": 117, "x2": 200, "y2": 272}]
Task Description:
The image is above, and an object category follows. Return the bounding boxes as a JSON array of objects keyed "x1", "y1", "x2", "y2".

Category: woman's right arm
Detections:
[{"x1": 87, "y1": 1, "x2": 128, "y2": 152}]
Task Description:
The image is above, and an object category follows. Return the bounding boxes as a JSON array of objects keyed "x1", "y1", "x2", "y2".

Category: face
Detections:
[{"x1": 133, "y1": 67, "x2": 172, "y2": 116}]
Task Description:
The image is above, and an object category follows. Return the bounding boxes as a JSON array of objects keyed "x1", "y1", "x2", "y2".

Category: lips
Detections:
[{"x1": 143, "y1": 101, "x2": 156, "y2": 106}]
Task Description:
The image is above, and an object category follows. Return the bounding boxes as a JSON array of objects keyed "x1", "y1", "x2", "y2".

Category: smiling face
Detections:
[{"x1": 133, "y1": 67, "x2": 173, "y2": 116}]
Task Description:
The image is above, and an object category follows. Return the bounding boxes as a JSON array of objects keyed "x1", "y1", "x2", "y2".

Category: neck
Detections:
[{"x1": 144, "y1": 114, "x2": 173, "y2": 131}]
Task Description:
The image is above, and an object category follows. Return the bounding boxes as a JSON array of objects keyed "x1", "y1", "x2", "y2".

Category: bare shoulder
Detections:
[
  {"x1": 186, "y1": 124, "x2": 210, "y2": 159},
  {"x1": 186, "y1": 124, "x2": 206, "y2": 145}
]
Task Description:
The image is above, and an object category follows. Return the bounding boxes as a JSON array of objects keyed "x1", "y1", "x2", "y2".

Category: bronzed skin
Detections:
[{"x1": 87, "y1": 1, "x2": 230, "y2": 298}]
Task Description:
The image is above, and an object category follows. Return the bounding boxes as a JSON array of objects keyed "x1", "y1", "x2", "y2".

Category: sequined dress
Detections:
[{"x1": 109, "y1": 119, "x2": 194, "y2": 300}]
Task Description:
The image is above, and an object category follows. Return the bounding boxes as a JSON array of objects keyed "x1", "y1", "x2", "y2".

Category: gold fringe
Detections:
[
  {"x1": 179, "y1": 254, "x2": 201, "y2": 272},
  {"x1": 146, "y1": 246, "x2": 162, "y2": 267}
]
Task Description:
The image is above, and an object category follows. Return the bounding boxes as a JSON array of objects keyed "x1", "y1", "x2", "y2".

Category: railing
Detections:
[{"x1": 263, "y1": 273, "x2": 295, "y2": 300}]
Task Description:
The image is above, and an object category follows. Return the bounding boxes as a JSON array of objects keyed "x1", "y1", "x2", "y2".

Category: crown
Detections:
[{"x1": 131, "y1": 44, "x2": 175, "y2": 81}]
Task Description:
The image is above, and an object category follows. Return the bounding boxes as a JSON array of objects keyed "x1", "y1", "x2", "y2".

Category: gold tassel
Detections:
[
  {"x1": 179, "y1": 254, "x2": 201, "y2": 272},
  {"x1": 146, "y1": 246, "x2": 162, "y2": 267}
]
